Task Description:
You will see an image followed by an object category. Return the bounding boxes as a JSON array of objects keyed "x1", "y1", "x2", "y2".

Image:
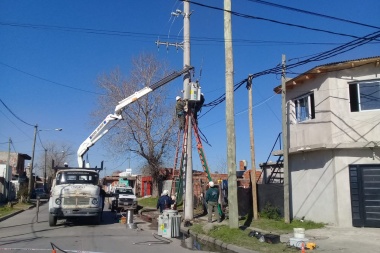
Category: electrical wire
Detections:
[
  {"x1": 185, "y1": 0, "x2": 380, "y2": 41},
  {"x1": 132, "y1": 232, "x2": 173, "y2": 245},
  {"x1": 0, "y1": 62, "x2": 103, "y2": 95},
  {"x1": 198, "y1": 30, "x2": 380, "y2": 119},
  {"x1": 247, "y1": 0, "x2": 380, "y2": 30},
  {"x1": 0, "y1": 98, "x2": 34, "y2": 127}
]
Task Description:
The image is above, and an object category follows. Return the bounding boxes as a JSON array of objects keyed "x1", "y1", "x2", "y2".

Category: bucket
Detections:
[
  {"x1": 120, "y1": 217, "x2": 127, "y2": 224},
  {"x1": 293, "y1": 228, "x2": 305, "y2": 239}
]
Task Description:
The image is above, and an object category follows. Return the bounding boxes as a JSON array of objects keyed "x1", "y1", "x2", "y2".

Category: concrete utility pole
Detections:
[
  {"x1": 281, "y1": 54, "x2": 290, "y2": 223},
  {"x1": 28, "y1": 124, "x2": 38, "y2": 200},
  {"x1": 6, "y1": 138, "x2": 11, "y2": 200},
  {"x1": 224, "y1": 0, "x2": 238, "y2": 228},
  {"x1": 183, "y1": 0, "x2": 194, "y2": 221},
  {"x1": 247, "y1": 76, "x2": 258, "y2": 220}
]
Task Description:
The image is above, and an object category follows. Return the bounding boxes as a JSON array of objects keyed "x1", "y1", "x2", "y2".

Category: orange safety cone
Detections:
[
  {"x1": 301, "y1": 242, "x2": 306, "y2": 253},
  {"x1": 52, "y1": 250, "x2": 56, "y2": 253}
]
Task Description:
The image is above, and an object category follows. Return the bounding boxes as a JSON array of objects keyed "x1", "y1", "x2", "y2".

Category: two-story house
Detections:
[{"x1": 274, "y1": 56, "x2": 380, "y2": 228}]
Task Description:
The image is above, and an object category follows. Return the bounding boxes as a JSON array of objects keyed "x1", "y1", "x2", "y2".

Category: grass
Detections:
[
  {"x1": 0, "y1": 202, "x2": 33, "y2": 218},
  {"x1": 137, "y1": 196, "x2": 159, "y2": 209},
  {"x1": 189, "y1": 214, "x2": 325, "y2": 253},
  {"x1": 138, "y1": 197, "x2": 325, "y2": 252}
]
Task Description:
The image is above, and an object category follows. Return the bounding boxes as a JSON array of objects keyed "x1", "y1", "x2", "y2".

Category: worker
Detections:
[
  {"x1": 205, "y1": 181, "x2": 220, "y2": 223},
  {"x1": 98, "y1": 185, "x2": 106, "y2": 220},
  {"x1": 157, "y1": 190, "x2": 174, "y2": 213},
  {"x1": 194, "y1": 93, "x2": 205, "y2": 122},
  {"x1": 175, "y1": 96, "x2": 186, "y2": 130}
]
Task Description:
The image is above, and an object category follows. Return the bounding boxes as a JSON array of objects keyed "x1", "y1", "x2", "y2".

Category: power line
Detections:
[
  {"x1": 1, "y1": 21, "x2": 376, "y2": 47},
  {"x1": 200, "y1": 30, "x2": 380, "y2": 117},
  {"x1": 247, "y1": 0, "x2": 380, "y2": 30},
  {"x1": 0, "y1": 62, "x2": 104, "y2": 95},
  {"x1": 0, "y1": 98, "x2": 34, "y2": 127},
  {"x1": 186, "y1": 0, "x2": 380, "y2": 41}
]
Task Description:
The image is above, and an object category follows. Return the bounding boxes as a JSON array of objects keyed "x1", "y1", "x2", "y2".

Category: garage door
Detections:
[{"x1": 349, "y1": 164, "x2": 380, "y2": 228}]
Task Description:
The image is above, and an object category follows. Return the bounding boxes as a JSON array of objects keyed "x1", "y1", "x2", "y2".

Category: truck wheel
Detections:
[{"x1": 49, "y1": 213, "x2": 57, "y2": 227}]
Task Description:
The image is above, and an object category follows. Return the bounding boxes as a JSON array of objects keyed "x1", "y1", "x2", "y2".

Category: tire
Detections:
[{"x1": 49, "y1": 213, "x2": 57, "y2": 227}]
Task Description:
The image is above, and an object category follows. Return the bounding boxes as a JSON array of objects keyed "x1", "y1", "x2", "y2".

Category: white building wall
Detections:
[
  {"x1": 287, "y1": 64, "x2": 380, "y2": 149},
  {"x1": 290, "y1": 148, "x2": 380, "y2": 227}
]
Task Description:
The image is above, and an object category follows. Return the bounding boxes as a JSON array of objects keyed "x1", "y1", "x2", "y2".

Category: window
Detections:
[
  {"x1": 349, "y1": 80, "x2": 380, "y2": 112},
  {"x1": 293, "y1": 93, "x2": 315, "y2": 122},
  {"x1": 56, "y1": 171, "x2": 99, "y2": 185}
]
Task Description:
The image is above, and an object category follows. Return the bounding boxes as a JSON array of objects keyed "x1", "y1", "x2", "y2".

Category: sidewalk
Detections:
[{"x1": 140, "y1": 209, "x2": 380, "y2": 253}]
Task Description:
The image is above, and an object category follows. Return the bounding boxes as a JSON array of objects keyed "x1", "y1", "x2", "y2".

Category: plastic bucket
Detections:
[{"x1": 293, "y1": 228, "x2": 305, "y2": 239}]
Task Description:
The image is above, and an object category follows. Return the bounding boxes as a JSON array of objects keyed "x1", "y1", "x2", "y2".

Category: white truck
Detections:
[
  {"x1": 48, "y1": 162, "x2": 104, "y2": 227},
  {"x1": 108, "y1": 185, "x2": 137, "y2": 212}
]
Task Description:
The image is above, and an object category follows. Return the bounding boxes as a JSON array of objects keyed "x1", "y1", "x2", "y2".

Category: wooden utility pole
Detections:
[
  {"x1": 281, "y1": 54, "x2": 290, "y2": 223},
  {"x1": 247, "y1": 75, "x2": 258, "y2": 220},
  {"x1": 183, "y1": 0, "x2": 194, "y2": 221},
  {"x1": 224, "y1": 0, "x2": 238, "y2": 228}
]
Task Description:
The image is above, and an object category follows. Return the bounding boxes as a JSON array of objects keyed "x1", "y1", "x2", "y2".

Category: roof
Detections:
[{"x1": 274, "y1": 56, "x2": 380, "y2": 94}]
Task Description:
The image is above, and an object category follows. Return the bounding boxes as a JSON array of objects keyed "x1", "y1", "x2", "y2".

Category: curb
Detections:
[
  {"x1": 140, "y1": 211, "x2": 259, "y2": 253},
  {"x1": 181, "y1": 224, "x2": 260, "y2": 253}
]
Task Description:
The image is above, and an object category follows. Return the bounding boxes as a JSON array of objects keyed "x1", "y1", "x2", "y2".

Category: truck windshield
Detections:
[
  {"x1": 116, "y1": 188, "x2": 134, "y2": 195},
  {"x1": 56, "y1": 171, "x2": 99, "y2": 185}
]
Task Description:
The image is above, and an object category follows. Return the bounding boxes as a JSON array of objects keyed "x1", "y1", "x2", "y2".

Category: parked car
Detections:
[{"x1": 32, "y1": 188, "x2": 49, "y2": 199}]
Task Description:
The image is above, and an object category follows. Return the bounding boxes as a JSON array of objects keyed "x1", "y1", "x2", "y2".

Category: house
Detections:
[
  {"x1": 0, "y1": 152, "x2": 31, "y2": 201},
  {"x1": 274, "y1": 56, "x2": 380, "y2": 228}
]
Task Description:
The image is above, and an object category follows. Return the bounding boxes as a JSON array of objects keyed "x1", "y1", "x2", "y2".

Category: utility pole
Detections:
[
  {"x1": 28, "y1": 124, "x2": 38, "y2": 201},
  {"x1": 247, "y1": 76, "x2": 258, "y2": 220},
  {"x1": 224, "y1": 0, "x2": 238, "y2": 228},
  {"x1": 6, "y1": 138, "x2": 11, "y2": 200},
  {"x1": 183, "y1": 0, "x2": 193, "y2": 221},
  {"x1": 44, "y1": 149, "x2": 47, "y2": 190},
  {"x1": 281, "y1": 54, "x2": 290, "y2": 223},
  {"x1": 155, "y1": 1, "x2": 193, "y2": 220}
]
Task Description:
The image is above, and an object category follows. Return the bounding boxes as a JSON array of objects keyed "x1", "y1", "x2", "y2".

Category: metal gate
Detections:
[{"x1": 349, "y1": 164, "x2": 380, "y2": 228}]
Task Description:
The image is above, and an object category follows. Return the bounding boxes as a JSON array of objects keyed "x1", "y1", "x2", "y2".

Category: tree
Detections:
[
  {"x1": 37, "y1": 142, "x2": 74, "y2": 182},
  {"x1": 93, "y1": 53, "x2": 178, "y2": 196}
]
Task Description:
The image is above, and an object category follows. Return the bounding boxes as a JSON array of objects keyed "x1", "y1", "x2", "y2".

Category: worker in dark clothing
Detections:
[
  {"x1": 194, "y1": 93, "x2": 205, "y2": 121},
  {"x1": 175, "y1": 96, "x2": 186, "y2": 131},
  {"x1": 205, "y1": 181, "x2": 220, "y2": 223},
  {"x1": 99, "y1": 185, "x2": 106, "y2": 220},
  {"x1": 157, "y1": 190, "x2": 174, "y2": 213}
]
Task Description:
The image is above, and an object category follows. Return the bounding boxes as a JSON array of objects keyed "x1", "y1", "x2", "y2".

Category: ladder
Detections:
[{"x1": 174, "y1": 112, "x2": 222, "y2": 216}]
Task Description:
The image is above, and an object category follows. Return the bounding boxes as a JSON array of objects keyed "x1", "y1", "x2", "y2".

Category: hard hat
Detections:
[
  {"x1": 162, "y1": 190, "x2": 169, "y2": 195},
  {"x1": 176, "y1": 96, "x2": 181, "y2": 101},
  {"x1": 209, "y1": 181, "x2": 214, "y2": 187}
]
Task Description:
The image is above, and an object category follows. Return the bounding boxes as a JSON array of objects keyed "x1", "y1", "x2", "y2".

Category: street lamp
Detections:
[{"x1": 28, "y1": 125, "x2": 62, "y2": 200}]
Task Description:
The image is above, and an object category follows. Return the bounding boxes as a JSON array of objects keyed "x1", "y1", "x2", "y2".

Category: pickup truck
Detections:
[{"x1": 108, "y1": 186, "x2": 137, "y2": 213}]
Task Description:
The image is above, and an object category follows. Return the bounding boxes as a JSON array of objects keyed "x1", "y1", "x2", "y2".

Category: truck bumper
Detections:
[{"x1": 50, "y1": 207, "x2": 102, "y2": 217}]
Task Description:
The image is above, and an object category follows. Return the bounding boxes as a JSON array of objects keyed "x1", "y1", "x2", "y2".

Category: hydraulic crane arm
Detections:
[{"x1": 77, "y1": 65, "x2": 194, "y2": 167}]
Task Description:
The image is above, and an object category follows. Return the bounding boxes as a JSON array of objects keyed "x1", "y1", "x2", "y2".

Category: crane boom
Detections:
[{"x1": 77, "y1": 65, "x2": 194, "y2": 167}]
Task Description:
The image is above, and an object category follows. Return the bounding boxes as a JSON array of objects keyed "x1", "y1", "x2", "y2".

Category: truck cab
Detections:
[{"x1": 48, "y1": 168, "x2": 103, "y2": 226}]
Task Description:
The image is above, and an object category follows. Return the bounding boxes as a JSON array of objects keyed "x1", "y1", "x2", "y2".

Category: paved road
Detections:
[{"x1": 0, "y1": 201, "x2": 209, "y2": 253}]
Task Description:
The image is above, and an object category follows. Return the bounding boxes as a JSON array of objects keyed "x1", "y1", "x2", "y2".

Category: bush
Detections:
[
  {"x1": 260, "y1": 202, "x2": 281, "y2": 220},
  {"x1": 17, "y1": 184, "x2": 29, "y2": 203}
]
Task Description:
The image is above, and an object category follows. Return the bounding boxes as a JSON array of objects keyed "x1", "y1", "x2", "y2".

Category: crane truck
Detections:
[
  {"x1": 48, "y1": 66, "x2": 193, "y2": 226},
  {"x1": 77, "y1": 65, "x2": 194, "y2": 168}
]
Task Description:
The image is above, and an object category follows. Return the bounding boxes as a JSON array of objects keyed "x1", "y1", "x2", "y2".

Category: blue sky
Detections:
[{"x1": 1, "y1": 0, "x2": 379, "y2": 177}]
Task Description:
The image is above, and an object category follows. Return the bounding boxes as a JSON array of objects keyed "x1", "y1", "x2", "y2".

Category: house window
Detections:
[
  {"x1": 349, "y1": 80, "x2": 380, "y2": 112},
  {"x1": 294, "y1": 93, "x2": 315, "y2": 122}
]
